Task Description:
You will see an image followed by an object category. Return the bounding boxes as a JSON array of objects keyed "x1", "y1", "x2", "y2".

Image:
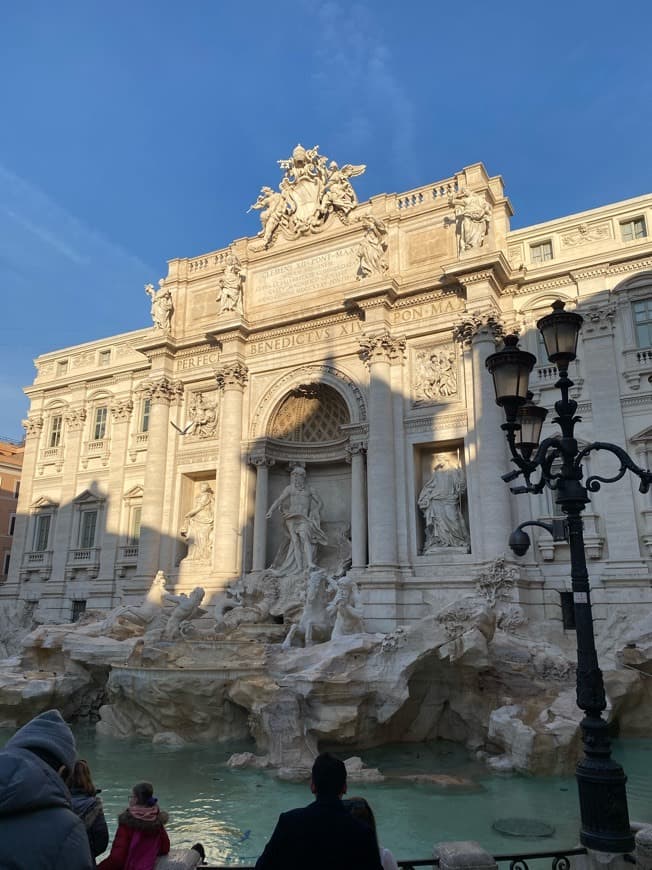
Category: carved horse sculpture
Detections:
[{"x1": 282, "y1": 567, "x2": 334, "y2": 650}]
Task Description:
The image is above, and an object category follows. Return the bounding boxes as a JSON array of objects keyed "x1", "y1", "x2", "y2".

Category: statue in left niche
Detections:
[
  {"x1": 145, "y1": 280, "x2": 173, "y2": 332},
  {"x1": 218, "y1": 251, "x2": 244, "y2": 315},
  {"x1": 180, "y1": 482, "x2": 215, "y2": 561}
]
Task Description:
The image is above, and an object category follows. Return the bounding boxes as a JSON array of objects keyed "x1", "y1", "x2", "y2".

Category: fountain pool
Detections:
[{"x1": 4, "y1": 728, "x2": 648, "y2": 866}]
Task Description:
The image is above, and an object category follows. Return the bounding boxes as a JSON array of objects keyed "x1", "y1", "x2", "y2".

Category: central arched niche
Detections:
[
  {"x1": 267, "y1": 383, "x2": 350, "y2": 444},
  {"x1": 264, "y1": 382, "x2": 353, "y2": 574}
]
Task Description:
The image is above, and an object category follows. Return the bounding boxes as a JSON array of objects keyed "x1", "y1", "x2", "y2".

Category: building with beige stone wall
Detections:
[
  {"x1": 0, "y1": 439, "x2": 24, "y2": 584},
  {"x1": 5, "y1": 151, "x2": 652, "y2": 634}
]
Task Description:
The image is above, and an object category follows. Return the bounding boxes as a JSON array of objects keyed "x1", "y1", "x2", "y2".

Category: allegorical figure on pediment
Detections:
[
  {"x1": 218, "y1": 251, "x2": 244, "y2": 314},
  {"x1": 356, "y1": 215, "x2": 388, "y2": 279},
  {"x1": 145, "y1": 280, "x2": 173, "y2": 332},
  {"x1": 248, "y1": 144, "x2": 365, "y2": 248},
  {"x1": 448, "y1": 187, "x2": 492, "y2": 255}
]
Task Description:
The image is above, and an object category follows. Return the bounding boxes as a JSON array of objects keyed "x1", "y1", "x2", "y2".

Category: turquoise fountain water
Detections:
[{"x1": 49, "y1": 731, "x2": 651, "y2": 866}]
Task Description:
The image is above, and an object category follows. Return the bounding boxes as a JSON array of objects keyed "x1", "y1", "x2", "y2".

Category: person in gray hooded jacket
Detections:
[{"x1": 0, "y1": 708, "x2": 94, "y2": 870}]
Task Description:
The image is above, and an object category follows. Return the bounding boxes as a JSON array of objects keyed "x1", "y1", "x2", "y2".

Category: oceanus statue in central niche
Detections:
[{"x1": 266, "y1": 467, "x2": 328, "y2": 576}]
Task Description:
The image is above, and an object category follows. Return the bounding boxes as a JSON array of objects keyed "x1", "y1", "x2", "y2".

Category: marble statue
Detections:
[
  {"x1": 327, "y1": 574, "x2": 365, "y2": 638},
  {"x1": 218, "y1": 251, "x2": 244, "y2": 314},
  {"x1": 145, "y1": 280, "x2": 173, "y2": 332},
  {"x1": 162, "y1": 586, "x2": 206, "y2": 640},
  {"x1": 448, "y1": 187, "x2": 491, "y2": 254},
  {"x1": 282, "y1": 567, "x2": 334, "y2": 649},
  {"x1": 76, "y1": 570, "x2": 169, "y2": 637},
  {"x1": 418, "y1": 454, "x2": 469, "y2": 552},
  {"x1": 187, "y1": 393, "x2": 218, "y2": 439},
  {"x1": 266, "y1": 467, "x2": 328, "y2": 575},
  {"x1": 414, "y1": 345, "x2": 458, "y2": 403},
  {"x1": 249, "y1": 145, "x2": 365, "y2": 247},
  {"x1": 181, "y1": 483, "x2": 215, "y2": 561},
  {"x1": 356, "y1": 215, "x2": 388, "y2": 279}
]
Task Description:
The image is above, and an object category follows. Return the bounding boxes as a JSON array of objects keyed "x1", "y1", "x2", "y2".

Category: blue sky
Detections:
[{"x1": 2, "y1": 0, "x2": 651, "y2": 439}]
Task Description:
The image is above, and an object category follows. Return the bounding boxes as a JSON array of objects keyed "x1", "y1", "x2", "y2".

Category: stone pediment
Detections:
[
  {"x1": 73, "y1": 488, "x2": 105, "y2": 505},
  {"x1": 631, "y1": 426, "x2": 652, "y2": 445},
  {"x1": 30, "y1": 496, "x2": 59, "y2": 512},
  {"x1": 123, "y1": 485, "x2": 144, "y2": 502}
]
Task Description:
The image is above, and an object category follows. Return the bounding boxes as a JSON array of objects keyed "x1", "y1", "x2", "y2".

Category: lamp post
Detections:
[{"x1": 485, "y1": 300, "x2": 652, "y2": 854}]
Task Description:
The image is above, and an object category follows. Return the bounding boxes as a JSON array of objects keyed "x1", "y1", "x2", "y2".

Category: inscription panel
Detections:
[{"x1": 250, "y1": 245, "x2": 359, "y2": 305}]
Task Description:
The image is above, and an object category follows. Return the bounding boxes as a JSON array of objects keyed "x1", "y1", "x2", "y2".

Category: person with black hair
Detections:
[
  {"x1": 0, "y1": 708, "x2": 94, "y2": 869},
  {"x1": 99, "y1": 780, "x2": 170, "y2": 870},
  {"x1": 345, "y1": 796, "x2": 399, "y2": 870},
  {"x1": 255, "y1": 752, "x2": 382, "y2": 870}
]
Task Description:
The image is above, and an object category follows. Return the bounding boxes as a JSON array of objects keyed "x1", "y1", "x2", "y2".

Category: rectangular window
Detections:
[
  {"x1": 2, "y1": 552, "x2": 9, "y2": 575},
  {"x1": 34, "y1": 514, "x2": 51, "y2": 552},
  {"x1": 71, "y1": 600, "x2": 87, "y2": 622},
  {"x1": 8, "y1": 514, "x2": 16, "y2": 536},
  {"x1": 79, "y1": 510, "x2": 98, "y2": 549},
  {"x1": 530, "y1": 240, "x2": 553, "y2": 264},
  {"x1": 49, "y1": 415, "x2": 63, "y2": 448},
  {"x1": 93, "y1": 407, "x2": 107, "y2": 441},
  {"x1": 141, "y1": 398, "x2": 151, "y2": 433},
  {"x1": 621, "y1": 217, "x2": 647, "y2": 242},
  {"x1": 13, "y1": 480, "x2": 20, "y2": 498},
  {"x1": 128, "y1": 506, "x2": 142, "y2": 544},
  {"x1": 56, "y1": 359, "x2": 69, "y2": 377},
  {"x1": 633, "y1": 299, "x2": 652, "y2": 348},
  {"x1": 98, "y1": 350, "x2": 111, "y2": 367}
]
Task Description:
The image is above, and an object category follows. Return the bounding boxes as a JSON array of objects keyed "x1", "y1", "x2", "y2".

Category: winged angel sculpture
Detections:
[{"x1": 248, "y1": 144, "x2": 365, "y2": 248}]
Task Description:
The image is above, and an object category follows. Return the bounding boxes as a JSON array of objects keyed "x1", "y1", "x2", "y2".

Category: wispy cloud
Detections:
[{"x1": 310, "y1": 1, "x2": 418, "y2": 174}]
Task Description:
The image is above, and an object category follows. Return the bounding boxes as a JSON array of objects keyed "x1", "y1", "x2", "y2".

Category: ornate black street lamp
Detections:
[{"x1": 486, "y1": 300, "x2": 652, "y2": 854}]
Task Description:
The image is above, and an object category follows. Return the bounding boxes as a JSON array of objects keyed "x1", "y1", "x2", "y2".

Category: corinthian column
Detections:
[
  {"x1": 136, "y1": 377, "x2": 183, "y2": 579},
  {"x1": 250, "y1": 455, "x2": 274, "y2": 571},
  {"x1": 212, "y1": 361, "x2": 248, "y2": 578},
  {"x1": 454, "y1": 311, "x2": 512, "y2": 560},
  {"x1": 346, "y1": 442, "x2": 367, "y2": 568},
  {"x1": 359, "y1": 333, "x2": 405, "y2": 570}
]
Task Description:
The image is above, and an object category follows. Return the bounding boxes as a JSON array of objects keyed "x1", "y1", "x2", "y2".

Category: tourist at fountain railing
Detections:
[
  {"x1": 0, "y1": 708, "x2": 95, "y2": 869},
  {"x1": 98, "y1": 780, "x2": 170, "y2": 870},
  {"x1": 344, "y1": 797, "x2": 399, "y2": 870},
  {"x1": 67, "y1": 759, "x2": 110, "y2": 863},
  {"x1": 254, "y1": 752, "x2": 383, "y2": 870}
]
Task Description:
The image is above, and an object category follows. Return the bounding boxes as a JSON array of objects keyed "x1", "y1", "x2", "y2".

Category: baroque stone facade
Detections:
[{"x1": 5, "y1": 155, "x2": 652, "y2": 638}]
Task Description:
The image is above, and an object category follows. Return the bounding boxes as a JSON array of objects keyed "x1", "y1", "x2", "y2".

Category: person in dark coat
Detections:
[
  {"x1": 0, "y1": 708, "x2": 94, "y2": 870},
  {"x1": 67, "y1": 759, "x2": 110, "y2": 862},
  {"x1": 255, "y1": 752, "x2": 382, "y2": 870}
]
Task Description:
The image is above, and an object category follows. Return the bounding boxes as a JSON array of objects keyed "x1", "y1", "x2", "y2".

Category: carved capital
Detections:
[
  {"x1": 249, "y1": 455, "x2": 275, "y2": 469},
  {"x1": 358, "y1": 332, "x2": 406, "y2": 366},
  {"x1": 110, "y1": 398, "x2": 134, "y2": 422},
  {"x1": 139, "y1": 377, "x2": 184, "y2": 405},
  {"x1": 345, "y1": 442, "x2": 367, "y2": 463},
  {"x1": 215, "y1": 361, "x2": 248, "y2": 390},
  {"x1": 452, "y1": 310, "x2": 505, "y2": 346},
  {"x1": 580, "y1": 303, "x2": 616, "y2": 336},
  {"x1": 64, "y1": 407, "x2": 87, "y2": 432},
  {"x1": 22, "y1": 416, "x2": 43, "y2": 438}
]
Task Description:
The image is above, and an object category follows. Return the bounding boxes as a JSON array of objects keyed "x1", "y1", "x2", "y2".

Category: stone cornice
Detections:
[{"x1": 404, "y1": 411, "x2": 468, "y2": 433}]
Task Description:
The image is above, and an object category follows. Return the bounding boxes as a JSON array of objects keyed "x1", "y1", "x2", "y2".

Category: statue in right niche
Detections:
[{"x1": 418, "y1": 453, "x2": 469, "y2": 552}]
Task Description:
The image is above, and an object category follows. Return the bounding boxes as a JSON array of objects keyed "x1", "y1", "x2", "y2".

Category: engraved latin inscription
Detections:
[{"x1": 251, "y1": 246, "x2": 359, "y2": 305}]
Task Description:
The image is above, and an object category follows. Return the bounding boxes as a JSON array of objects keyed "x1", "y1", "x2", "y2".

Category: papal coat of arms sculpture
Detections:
[{"x1": 248, "y1": 144, "x2": 366, "y2": 249}]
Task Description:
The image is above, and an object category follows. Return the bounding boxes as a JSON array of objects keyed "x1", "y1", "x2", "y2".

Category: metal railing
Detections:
[{"x1": 198, "y1": 846, "x2": 589, "y2": 870}]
